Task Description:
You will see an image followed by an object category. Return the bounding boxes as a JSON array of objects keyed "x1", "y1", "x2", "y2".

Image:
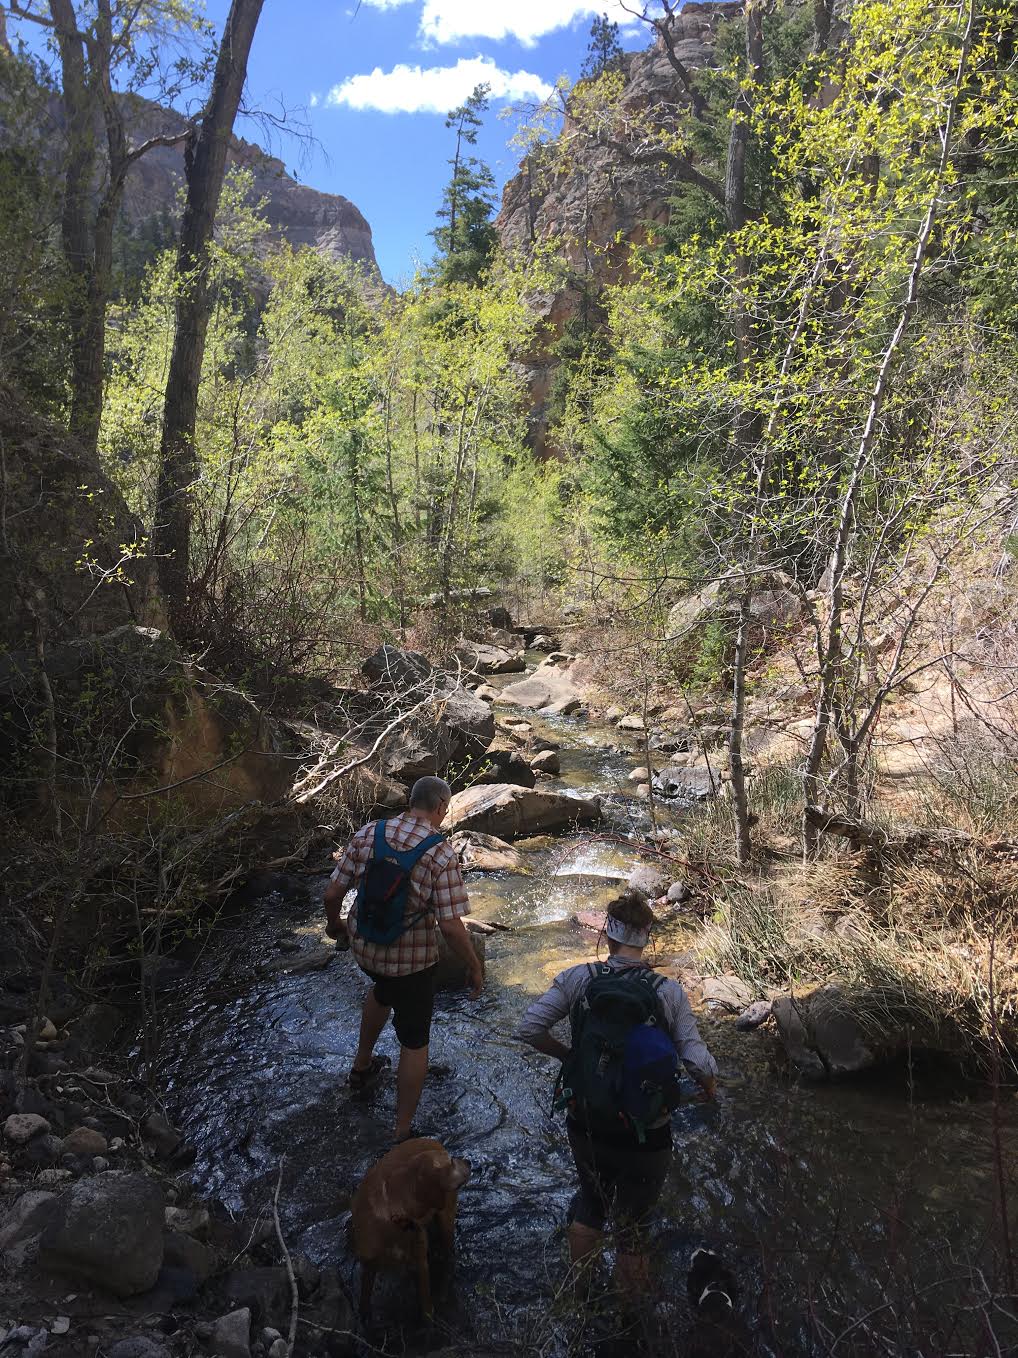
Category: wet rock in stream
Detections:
[{"x1": 443, "y1": 783, "x2": 600, "y2": 838}]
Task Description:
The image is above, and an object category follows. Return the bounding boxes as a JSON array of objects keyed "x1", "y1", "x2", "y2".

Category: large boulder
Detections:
[
  {"x1": 772, "y1": 987, "x2": 877, "y2": 1079},
  {"x1": 455, "y1": 640, "x2": 525, "y2": 675},
  {"x1": 0, "y1": 1190, "x2": 58, "y2": 1272},
  {"x1": 652, "y1": 764, "x2": 719, "y2": 801},
  {"x1": 666, "y1": 571, "x2": 802, "y2": 646},
  {"x1": 0, "y1": 391, "x2": 149, "y2": 651},
  {"x1": 497, "y1": 653, "x2": 587, "y2": 712},
  {"x1": 360, "y1": 646, "x2": 495, "y2": 784},
  {"x1": 444, "y1": 784, "x2": 601, "y2": 839},
  {"x1": 449, "y1": 831, "x2": 530, "y2": 874},
  {"x1": 38, "y1": 1171, "x2": 165, "y2": 1296},
  {"x1": 2, "y1": 625, "x2": 304, "y2": 821},
  {"x1": 453, "y1": 742, "x2": 536, "y2": 791}
]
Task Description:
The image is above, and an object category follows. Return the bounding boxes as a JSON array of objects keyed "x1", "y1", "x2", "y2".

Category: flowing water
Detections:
[{"x1": 156, "y1": 666, "x2": 1017, "y2": 1355}]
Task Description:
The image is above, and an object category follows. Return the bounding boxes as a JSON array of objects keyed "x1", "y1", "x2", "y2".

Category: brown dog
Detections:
[{"x1": 350, "y1": 1137, "x2": 471, "y2": 1321}]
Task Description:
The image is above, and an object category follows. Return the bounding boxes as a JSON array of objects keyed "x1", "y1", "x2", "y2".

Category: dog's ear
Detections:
[
  {"x1": 443, "y1": 1157, "x2": 471, "y2": 1191},
  {"x1": 412, "y1": 1158, "x2": 457, "y2": 1214}
]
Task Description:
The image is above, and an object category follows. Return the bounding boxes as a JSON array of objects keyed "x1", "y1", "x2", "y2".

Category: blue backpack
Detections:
[
  {"x1": 354, "y1": 821, "x2": 444, "y2": 946},
  {"x1": 555, "y1": 964, "x2": 682, "y2": 1142}
]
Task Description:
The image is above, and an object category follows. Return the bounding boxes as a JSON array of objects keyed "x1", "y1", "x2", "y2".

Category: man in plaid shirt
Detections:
[{"x1": 324, "y1": 776, "x2": 483, "y2": 1141}]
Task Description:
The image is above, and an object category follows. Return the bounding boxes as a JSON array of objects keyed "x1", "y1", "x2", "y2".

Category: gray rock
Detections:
[
  {"x1": 163, "y1": 1229, "x2": 216, "y2": 1282},
  {"x1": 4, "y1": 1326, "x2": 49, "y2": 1357},
  {"x1": 772, "y1": 988, "x2": 877, "y2": 1078},
  {"x1": 627, "y1": 864, "x2": 672, "y2": 900},
  {"x1": 735, "y1": 1000, "x2": 774, "y2": 1031},
  {"x1": 702, "y1": 976, "x2": 755, "y2": 1011},
  {"x1": 212, "y1": 1308, "x2": 252, "y2": 1358},
  {"x1": 222, "y1": 1267, "x2": 291, "y2": 1326},
  {"x1": 529, "y1": 748, "x2": 561, "y2": 776},
  {"x1": 0, "y1": 1190, "x2": 58, "y2": 1270},
  {"x1": 61, "y1": 1127, "x2": 108, "y2": 1157},
  {"x1": 164, "y1": 1204, "x2": 211, "y2": 1238},
  {"x1": 617, "y1": 714, "x2": 645, "y2": 732},
  {"x1": 454, "y1": 743, "x2": 536, "y2": 790},
  {"x1": 652, "y1": 765, "x2": 719, "y2": 801},
  {"x1": 444, "y1": 783, "x2": 600, "y2": 839},
  {"x1": 449, "y1": 830, "x2": 529, "y2": 874},
  {"x1": 666, "y1": 880, "x2": 693, "y2": 904},
  {"x1": 143, "y1": 1113, "x2": 182, "y2": 1159},
  {"x1": 455, "y1": 639, "x2": 526, "y2": 675},
  {"x1": 39, "y1": 1171, "x2": 165, "y2": 1296},
  {"x1": 267, "y1": 1341, "x2": 287, "y2": 1358},
  {"x1": 107, "y1": 1339, "x2": 172, "y2": 1358},
  {"x1": 3, "y1": 1113, "x2": 50, "y2": 1145},
  {"x1": 771, "y1": 997, "x2": 827, "y2": 1080},
  {"x1": 628, "y1": 766, "x2": 651, "y2": 784},
  {"x1": 361, "y1": 645, "x2": 495, "y2": 782},
  {"x1": 541, "y1": 697, "x2": 583, "y2": 716},
  {"x1": 497, "y1": 653, "x2": 584, "y2": 712}
]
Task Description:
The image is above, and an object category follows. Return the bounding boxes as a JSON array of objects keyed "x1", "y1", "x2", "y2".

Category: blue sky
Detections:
[{"x1": 200, "y1": 0, "x2": 649, "y2": 283}]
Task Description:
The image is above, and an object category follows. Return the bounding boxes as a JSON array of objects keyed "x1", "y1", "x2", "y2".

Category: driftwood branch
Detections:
[
  {"x1": 272, "y1": 1158, "x2": 299, "y2": 1358},
  {"x1": 804, "y1": 805, "x2": 1018, "y2": 856}
]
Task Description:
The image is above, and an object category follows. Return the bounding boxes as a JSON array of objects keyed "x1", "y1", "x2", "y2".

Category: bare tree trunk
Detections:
[
  {"x1": 724, "y1": 0, "x2": 765, "y2": 864},
  {"x1": 153, "y1": 0, "x2": 264, "y2": 631},
  {"x1": 48, "y1": 0, "x2": 100, "y2": 447},
  {"x1": 801, "y1": 0, "x2": 977, "y2": 855}
]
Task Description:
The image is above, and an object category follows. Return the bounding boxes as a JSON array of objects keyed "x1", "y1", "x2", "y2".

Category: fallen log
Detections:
[{"x1": 804, "y1": 805, "x2": 1018, "y2": 856}]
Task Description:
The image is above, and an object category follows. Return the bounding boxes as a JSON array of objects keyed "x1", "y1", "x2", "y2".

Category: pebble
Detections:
[
  {"x1": 62, "y1": 1127, "x2": 108, "y2": 1157},
  {"x1": 36, "y1": 1169, "x2": 72, "y2": 1187},
  {"x1": 3, "y1": 1114, "x2": 51, "y2": 1145},
  {"x1": 262, "y1": 1329, "x2": 282, "y2": 1345},
  {"x1": 38, "y1": 1019, "x2": 58, "y2": 1042},
  {"x1": 268, "y1": 1341, "x2": 287, "y2": 1358},
  {"x1": 92, "y1": 1157, "x2": 109, "y2": 1172},
  {"x1": 50, "y1": 1319, "x2": 70, "y2": 1336},
  {"x1": 109, "y1": 1137, "x2": 125, "y2": 1151},
  {"x1": 212, "y1": 1308, "x2": 252, "y2": 1358}
]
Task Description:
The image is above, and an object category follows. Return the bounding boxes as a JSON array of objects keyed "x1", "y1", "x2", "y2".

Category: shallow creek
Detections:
[{"x1": 156, "y1": 671, "x2": 1017, "y2": 1354}]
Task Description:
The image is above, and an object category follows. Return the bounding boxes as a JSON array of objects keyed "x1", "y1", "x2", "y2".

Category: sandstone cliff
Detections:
[
  {"x1": 119, "y1": 95, "x2": 378, "y2": 270},
  {"x1": 496, "y1": 1, "x2": 741, "y2": 458}
]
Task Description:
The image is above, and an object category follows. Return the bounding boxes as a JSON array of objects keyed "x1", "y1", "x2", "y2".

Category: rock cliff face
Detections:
[
  {"x1": 496, "y1": 1, "x2": 741, "y2": 457},
  {"x1": 119, "y1": 96, "x2": 378, "y2": 269}
]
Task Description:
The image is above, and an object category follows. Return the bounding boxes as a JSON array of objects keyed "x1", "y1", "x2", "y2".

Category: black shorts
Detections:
[
  {"x1": 363, "y1": 965, "x2": 438, "y2": 1050},
  {"x1": 566, "y1": 1120, "x2": 672, "y2": 1250}
]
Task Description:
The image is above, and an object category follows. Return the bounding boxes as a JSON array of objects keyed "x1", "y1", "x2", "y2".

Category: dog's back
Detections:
[
  {"x1": 686, "y1": 1249, "x2": 753, "y2": 1357},
  {"x1": 351, "y1": 1137, "x2": 470, "y2": 1319}
]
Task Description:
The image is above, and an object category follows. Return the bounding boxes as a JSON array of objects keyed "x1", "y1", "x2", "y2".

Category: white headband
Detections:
[{"x1": 605, "y1": 915, "x2": 651, "y2": 948}]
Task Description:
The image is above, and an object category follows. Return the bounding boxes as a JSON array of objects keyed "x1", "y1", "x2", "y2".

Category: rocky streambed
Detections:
[{"x1": 3, "y1": 656, "x2": 1016, "y2": 1357}]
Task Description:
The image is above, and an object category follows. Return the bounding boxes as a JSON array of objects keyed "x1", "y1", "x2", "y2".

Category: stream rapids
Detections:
[{"x1": 154, "y1": 673, "x2": 1017, "y2": 1355}]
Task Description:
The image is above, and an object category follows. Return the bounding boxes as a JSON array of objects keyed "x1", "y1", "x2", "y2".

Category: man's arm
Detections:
[
  {"x1": 324, "y1": 832, "x2": 364, "y2": 939},
  {"x1": 437, "y1": 915, "x2": 484, "y2": 998},
  {"x1": 431, "y1": 851, "x2": 483, "y2": 997}
]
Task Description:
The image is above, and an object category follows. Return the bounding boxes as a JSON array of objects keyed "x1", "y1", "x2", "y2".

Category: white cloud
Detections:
[
  {"x1": 359, "y1": 0, "x2": 636, "y2": 47},
  {"x1": 309, "y1": 91, "x2": 320, "y2": 108},
  {"x1": 327, "y1": 55, "x2": 553, "y2": 114}
]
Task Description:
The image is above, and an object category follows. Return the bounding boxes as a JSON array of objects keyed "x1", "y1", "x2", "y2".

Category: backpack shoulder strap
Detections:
[
  {"x1": 403, "y1": 831, "x2": 445, "y2": 867},
  {"x1": 371, "y1": 819, "x2": 389, "y2": 858}
]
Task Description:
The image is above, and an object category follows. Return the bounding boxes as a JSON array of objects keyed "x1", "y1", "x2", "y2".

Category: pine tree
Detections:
[
  {"x1": 580, "y1": 13, "x2": 623, "y2": 80},
  {"x1": 431, "y1": 83, "x2": 497, "y2": 285}
]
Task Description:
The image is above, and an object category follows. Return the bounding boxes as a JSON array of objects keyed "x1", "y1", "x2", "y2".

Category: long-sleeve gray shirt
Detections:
[{"x1": 515, "y1": 956, "x2": 718, "y2": 1080}]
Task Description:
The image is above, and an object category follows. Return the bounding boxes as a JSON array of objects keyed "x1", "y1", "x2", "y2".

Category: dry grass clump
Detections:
[{"x1": 699, "y1": 855, "x2": 1018, "y2": 1070}]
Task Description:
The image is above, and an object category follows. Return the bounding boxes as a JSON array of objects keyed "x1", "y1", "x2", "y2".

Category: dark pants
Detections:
[
  {"x1": 363, "y1": 965, "x2": 438, "y2": 1050},
  {"x1": 567, "y1": 1120, "x2": 672, "y2": 1251}
]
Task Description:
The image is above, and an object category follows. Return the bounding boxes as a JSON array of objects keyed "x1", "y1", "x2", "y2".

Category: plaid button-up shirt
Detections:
[{"x1": 330, "y1": 810, "x2": 469, "y2": 977}]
